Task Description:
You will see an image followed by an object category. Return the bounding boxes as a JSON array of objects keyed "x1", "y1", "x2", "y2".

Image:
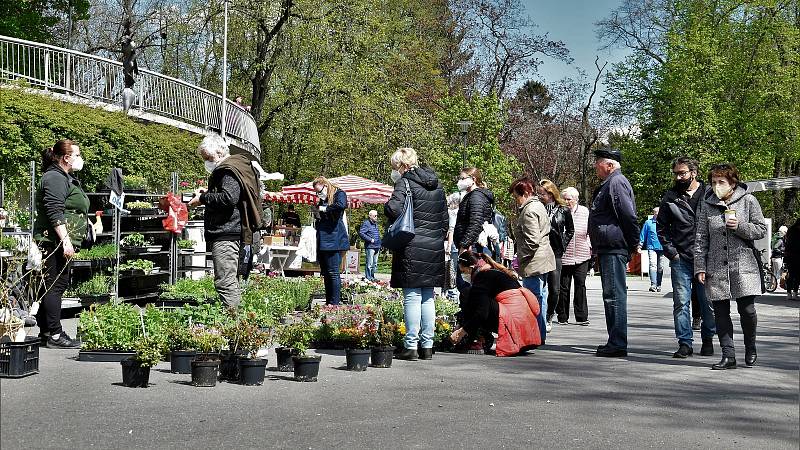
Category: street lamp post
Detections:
[
  {"x1": 220, "y1": 0, "x2": 230, "y2": 139},
  {"x1": 457, "y1": 120, "x2": 472, "y2": 168}
]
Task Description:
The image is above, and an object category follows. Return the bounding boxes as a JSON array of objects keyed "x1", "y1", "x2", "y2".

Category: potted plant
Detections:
[
  {"x1": 189, "y1": 325, "x2": 225, "y2": 387},
  {"x1": 118, "y1": 258, "x2": 155, "y2": 276},
  {"x1": 177, "y1": 239, "x2": 196, "y2": 254},
  {"x1": 122, "y1": 233, "x2": 148, "y2": 254},
  {"x1": 371, "y1": 302, "x2": 396, "y2": 368},
  {"x1": 0, "y1": 235, "x2": 18, "y2": 257},
  {"x1": 69, "y1": 274, "x2": 113, "y2": 305},
  {"x1": 165, "y1": 321, "x2": 197, "y2": 374},
  {"x1": 77, "y1": 303, "x2": 141, "y2": 361},
  {"x1": 277, "y1": 313, "x2": 320, "y2": 382},
  {"x1": 120, "y1": 335, "x2": 163, "y2": 388},
  {"x1": 227, "y1": 312, "x2": 271, "y2": 386},
  {"x1": 159, "y1": 277, "x2": 219, "y2": 304},
  {"x1": 124, "y1": 174, "x2": 148, "y2": 193}
]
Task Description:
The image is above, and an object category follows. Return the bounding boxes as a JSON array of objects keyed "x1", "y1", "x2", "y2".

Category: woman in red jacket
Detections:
[{"x1": 450, "y1": 250, "x2": 541, "y2": 356}]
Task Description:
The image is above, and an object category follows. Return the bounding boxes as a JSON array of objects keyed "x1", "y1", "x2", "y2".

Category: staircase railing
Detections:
[{"x1": 0, "y1": 35, "x2": 260, "y2": 159}]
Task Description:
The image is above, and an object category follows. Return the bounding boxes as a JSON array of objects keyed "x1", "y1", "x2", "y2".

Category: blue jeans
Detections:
[
  {"x1": 402, "y1": 288, "x2": 435, "y2": 349},
  {"x1": 599, "y1": 254, "x2": 628, "y2": 350},
  {"x1": 647, "y1": 249, "x2": 664, "y2": 287},
  {"x1": 318, "y1": 250, "x2": 342, "y2": 305},
  {"x1": 670, "y1": 256, "x2": 715, "y2": 345},
  {"x1": 364, "y1": 248, "x2": 378, "y2": 280},
  {"x1": 522, "y1": 275, "x2": 547, "y2": 343}
]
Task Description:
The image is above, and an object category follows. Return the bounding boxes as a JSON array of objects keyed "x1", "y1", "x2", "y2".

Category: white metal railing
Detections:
[{"x1": 0, "y1": 35, "x2": 260, "y2": 159}]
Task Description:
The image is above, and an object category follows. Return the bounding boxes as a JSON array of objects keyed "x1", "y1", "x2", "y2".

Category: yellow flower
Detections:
[{"x1": 398, "y1": 323, "x2": 406, "y2": 334}]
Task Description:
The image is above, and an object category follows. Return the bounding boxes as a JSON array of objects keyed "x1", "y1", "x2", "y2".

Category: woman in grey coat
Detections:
[{"x1": 695, "y1": 163, "x2": 766, "y2": 370}]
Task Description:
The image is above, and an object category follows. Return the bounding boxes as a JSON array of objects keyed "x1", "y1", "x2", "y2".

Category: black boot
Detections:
[
  {"x1": 419, "y1": 348, "x2": 433, "y2": 360},
  {"x1": 711, "y1": 356, "x2": 737, "y2": 370},
  {"x1": 700, "y1": 338, "x2": 714, "y2": 356},
  {"x1": 395, "y1": 348, "x2": 418, "y2": 361},
  {"x1": 745, "y1": 348, "x2": 757, "y2": 367},
  {"x1": 672, "y1": 343, "x2": 693, "y2": 358}
]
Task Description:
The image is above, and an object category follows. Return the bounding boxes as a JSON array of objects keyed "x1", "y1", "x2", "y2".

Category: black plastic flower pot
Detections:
[
  {"x1": 275, "y1": 347, "x2": 296, "y2": 372},
  {"x1": 219, "y1": 351, "x2": 243, "y2": 382},
  {"x1": 238, "y1": 358, "x2": 268, "y2": 386},
  {"x1": 191, "y1": 359, "x2": 220, "y2": 387},
  {"x1": 170, "y1": 350, "x2": 196, "y2": 374},
  {"x1": 120, "y1": 358, "x2": 150, "y2": 388},
  {"x1": 345, "y1": 348, "x2": 370, "y2": 371},
  {"x1": 370, "y1": 346, "x2": 394, "y2": 368},
  {"x1": 292, "y1": 355, "x2": 321, "y2": 382}
]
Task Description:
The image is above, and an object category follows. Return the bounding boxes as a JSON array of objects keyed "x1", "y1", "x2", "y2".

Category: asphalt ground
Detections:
[{"x1": 1, "y1": 274, "x2": 798, "y2": 449}]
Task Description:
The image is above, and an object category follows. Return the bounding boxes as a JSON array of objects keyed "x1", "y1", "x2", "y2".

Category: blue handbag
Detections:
[{"x1": 382, "y1": 179, "x2": 415, "y2": 250}]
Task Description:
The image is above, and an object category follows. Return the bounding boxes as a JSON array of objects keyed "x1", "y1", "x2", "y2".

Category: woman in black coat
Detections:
[
  {"x1": 538, "y1": 179, "x2": 574, "y2": 329},
  {"x1": 453, "y1": 167, "x2": 495, "y2": 255},
  {"x1": 384, "y1": 147, "x2": 447, "y2": 361}
]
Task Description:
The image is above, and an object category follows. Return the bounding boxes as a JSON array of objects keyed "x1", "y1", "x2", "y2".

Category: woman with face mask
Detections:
[
  {"x1": 449, "y1": 250, "x2": 541, "y2": 356},
  {"x1": 32, "y1": 139, "x2": 89, "y2": 349},
  {"x1": 452, "y1": 167, "x2": 496, "y2": 256},
  {"x1": 312, "y1": 176, "x2": 349, "y2": 305},
  {"x1": 384, "y1": 147, "x2": 447, "y2": 360},
  {"x1": 694, "y1": 163, "x2": 766, "y2": 370}
]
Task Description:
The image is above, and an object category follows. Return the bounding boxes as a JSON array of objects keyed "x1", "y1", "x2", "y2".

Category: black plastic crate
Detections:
[{"x1": 0, "y1": 337, "x2": 40, "y2": 378}]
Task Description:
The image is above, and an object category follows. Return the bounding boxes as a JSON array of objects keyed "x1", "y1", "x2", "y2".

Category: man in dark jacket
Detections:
[
  {"x1": 657, "y1": 156, "x2": 716, "y2": 359},
  {"x1": 588, "y1": 148, "x2": 639, "y2": 357},
  {"x1": 358, "y1": 210, "x2": 382, "y2": 281},
  {"x1": 385, "y1": 147, "x2": 447, "y2": 360},
  {"x1": 189, "y1": 134, "x2": 262, "y2": 308}
]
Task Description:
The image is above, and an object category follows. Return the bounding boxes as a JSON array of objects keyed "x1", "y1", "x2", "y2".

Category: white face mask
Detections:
[
  {"x1": 204, "y1": 160, "x2": 216, "y2": 174},
  {"x1": 70, "y1": 155, "x2": 84, "y2": 172},
  {"x1": 391, "y1": 169, "x2": 402, "y2": 183},
  {"x1": 457, "y1": 178, "x2": 474, "y2": 192},
  {"x1": 713, "y1": 183, "x2": 731, "y2": 200},
  {"x1": 461, "y1": 272, "x2": 471, "y2": 284},
  {"x1": 317, "y1": 187, "x2": 328, "y2": 200}
]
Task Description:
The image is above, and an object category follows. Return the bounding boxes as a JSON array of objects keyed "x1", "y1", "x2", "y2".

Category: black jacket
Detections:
[
  {"x1": 545, "y1": 203, "x2": 574, "y2": 258},
  {"x1": 201, "y1": 170, "x2": 241, "y2": 243},
  {"x1": 656, "y1": 182, "x2": 708, "y2": 261},
  {"x1": 454, "y1": 188, "x2": 495, "y2": 249},
  {"x1": 384, "y1": 166, "x2": 447, "y2": 288},
  {"x1": 588, "y1": 170, "x2": 639, "y2": 255}
]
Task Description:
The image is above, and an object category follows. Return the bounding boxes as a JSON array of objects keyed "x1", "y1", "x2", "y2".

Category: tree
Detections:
[{"x1": 0, "y1": 0, "x2": 89, "y2": 44}]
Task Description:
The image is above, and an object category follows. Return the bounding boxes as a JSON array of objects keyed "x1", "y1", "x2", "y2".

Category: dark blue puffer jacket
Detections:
[{"x1": 316, "y1": 189, "x2": 349, "y2": 251}]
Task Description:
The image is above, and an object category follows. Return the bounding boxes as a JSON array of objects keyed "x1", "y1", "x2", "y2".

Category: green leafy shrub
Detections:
[
  {"x1": 133, "y1": 336, "x2": 163, "y2": 367},
  {"x1": 276, "y1": 312, "x2": 318, "y2": 356},
  {"x1": 126, "y1": 201, "x2": 152, "y2": 209},
  {"x1": 224, "y1": 311, "x2": 271, "y2": 358},
  {"x1": 177, "y1": 239, "x2": 196, "y2": 249},
  {"x1": 68, "y1": 274, "x2": 113, "y2": 296},
  {"x1": 124, "y1": 174, "x2": 148, "y2": 191},
  {"x1": 0, "y1": 235, "x2": 18, "y2": 252}
]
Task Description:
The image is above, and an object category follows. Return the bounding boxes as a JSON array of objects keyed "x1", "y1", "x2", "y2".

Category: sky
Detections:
[{"x1": 520, "y1": 0, "x2": 631, "y2": 94}]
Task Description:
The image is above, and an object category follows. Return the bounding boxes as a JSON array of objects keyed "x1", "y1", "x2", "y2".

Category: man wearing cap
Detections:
[{"x1": 588, "y1": 148, "x2": 639, "y2": 357}]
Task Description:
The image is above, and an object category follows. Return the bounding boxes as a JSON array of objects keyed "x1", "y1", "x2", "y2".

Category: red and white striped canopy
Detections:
[{"x1": 280, "y1": 175, "x2": 394, "y2": 207}]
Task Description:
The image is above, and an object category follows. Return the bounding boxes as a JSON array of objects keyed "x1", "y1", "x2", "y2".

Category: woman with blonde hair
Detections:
[
  {"x1": 537, "y1": 179, "x2": 574, "y2": 330},
  {"x1": 384, "y1": 147, "x2": 447, "y2": 360},
  {"x1": 313, "y1": 176, "x2": 349, "y2": 305}
]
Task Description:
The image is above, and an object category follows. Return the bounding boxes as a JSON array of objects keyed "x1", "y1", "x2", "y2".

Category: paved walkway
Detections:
[{"x1": 1, "y1": 275, "x2": 798, "y2": 449}]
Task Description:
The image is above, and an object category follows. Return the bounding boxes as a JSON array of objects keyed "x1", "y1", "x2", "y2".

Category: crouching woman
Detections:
[{"x1": 449, "y1": 250, "x2": 541, "y2": 356}]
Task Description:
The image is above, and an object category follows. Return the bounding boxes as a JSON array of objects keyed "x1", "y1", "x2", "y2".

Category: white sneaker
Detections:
[{"x1": 546, "y1": 321, "x2": 553, "y2": 332}]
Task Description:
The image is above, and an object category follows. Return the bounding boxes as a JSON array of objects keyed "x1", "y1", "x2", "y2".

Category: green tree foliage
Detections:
[
  {"x1": 0, "y1": 88, "x2": 204, "y2": 196},
  {"x1": 0, "y1": 0, "x2": 89, "y2": 44},
  {"x1": 601, "y1": 0, "x2": 800, "y2": 222}
]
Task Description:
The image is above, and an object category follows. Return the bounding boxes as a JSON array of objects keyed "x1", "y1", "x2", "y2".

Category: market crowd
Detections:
[{"x1": 33, "y1": 136, "x2": 800, "y2": 372}]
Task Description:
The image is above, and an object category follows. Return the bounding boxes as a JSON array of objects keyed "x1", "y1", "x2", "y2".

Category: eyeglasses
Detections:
[
  {"x1": 458, "y1": 175, "x2": 472, "y2": 181},
  {"x1": 672, "y1": 170, "x2": 691, "y2": 178}
]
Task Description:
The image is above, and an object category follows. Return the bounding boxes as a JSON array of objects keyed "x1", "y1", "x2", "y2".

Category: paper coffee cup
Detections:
[{"x1": 724, "y1": 209, "x2": 736, "y2": 220}]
